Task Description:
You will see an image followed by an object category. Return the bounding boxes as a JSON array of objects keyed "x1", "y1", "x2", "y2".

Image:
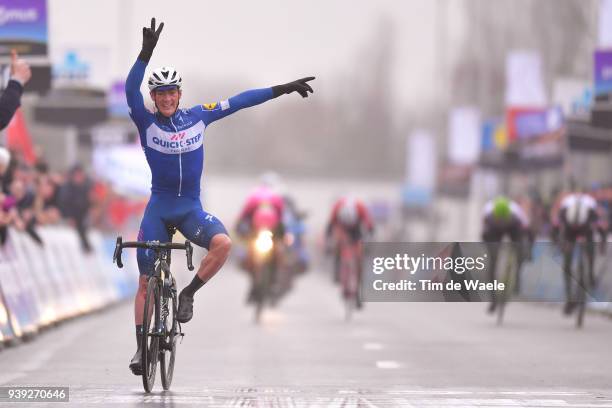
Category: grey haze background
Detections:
[{"x1": 48, "y1": 0, "x2": 598, "y2": 179}]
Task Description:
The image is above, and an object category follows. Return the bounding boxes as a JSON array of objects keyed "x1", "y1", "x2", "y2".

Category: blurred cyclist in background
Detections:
[
  {"x1": 281, "y1": 193, "x2": 309, "y2": 274},
  {"x1": 551, "y1": 184, "x2": 608, "y2": 315},
  {"x1": 126, "y1": 18, "x2": 315, "y2": 374},
  {"x1": 325, "y1": 196, "x2": 374, "y2": 307},
  {"x1": 235, "y1": 172, "x2": 286, "y2": 302},
  {"x1": 481, "y1": 196, "x2": 533, "y2": 313}
]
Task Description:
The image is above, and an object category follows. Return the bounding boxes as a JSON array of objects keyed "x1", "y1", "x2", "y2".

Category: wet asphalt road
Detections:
[{"x1": 0, "y1": 259, "x2": 611, "y2": 407}]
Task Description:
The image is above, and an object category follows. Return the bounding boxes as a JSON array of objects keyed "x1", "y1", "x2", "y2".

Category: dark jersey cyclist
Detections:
[
  {"x1": 481, "y1": 196, "x2": 533, "y2": 313},
  {"x1": 126, "y1": 18, "x2": 315, "y2": 375},
  {"x1": 552, "y1": 191, "x2": 608, "y2": 315}
]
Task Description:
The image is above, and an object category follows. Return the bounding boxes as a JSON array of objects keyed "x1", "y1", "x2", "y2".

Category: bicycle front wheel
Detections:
[
  {"x1": 496, "y1": 246, "x2": 517, "y2": 326},
  {"x1": 160, "y1": 278, "x2": 178, "y2": 390},
  {"x1": 576, "y1": 247, "x2": 588, "y2": 328},
  {"x1": 142, "y1": 276, "x2": 160, "y2": 393}
]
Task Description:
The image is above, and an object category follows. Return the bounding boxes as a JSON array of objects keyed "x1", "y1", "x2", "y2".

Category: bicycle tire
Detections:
[
  {"x1": 160, "y1": 277, "x2": 177, "y2": 390},
  {"x1": 496, "y1": 246, "x2": 517, "y2": 326},
  {"x1": 342, "y1": 251, "x2": 358, "y2": 322},
  {"x1": 142, "y1": 276, "x2": 160, "y2": 393},
  {"x1": 576, "y1": 245, "x2": 587, "y2": 328},
  {"x1": 254, "y1": 261, "x2": 271, "y2": 323}
]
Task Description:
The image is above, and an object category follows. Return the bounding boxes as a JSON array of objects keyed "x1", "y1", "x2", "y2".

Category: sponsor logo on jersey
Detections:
[
  {"x1": 202, "y1": 102, "x2": 218, "y2": 110},
  {"x1": 146, "y1": 121, "x2": 205, "y2": 154}
]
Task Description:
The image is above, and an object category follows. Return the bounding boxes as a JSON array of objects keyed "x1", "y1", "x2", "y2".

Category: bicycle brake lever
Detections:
[{"x1": 113, "y1": 236, "x2": 124, "y2": 268}]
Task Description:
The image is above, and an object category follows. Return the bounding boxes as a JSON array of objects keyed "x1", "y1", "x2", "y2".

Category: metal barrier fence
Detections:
[{"x1": 0, "y1": 227, "x2": 138, "y2": 348}]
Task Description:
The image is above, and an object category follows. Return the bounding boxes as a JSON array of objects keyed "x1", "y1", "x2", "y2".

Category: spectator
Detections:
[
  {"x1": 8, "y1": 178, "x2": 42, "y2": 245},
  {"x1": 0, "y1": 146, "x2": 146, "y2": 252},
  {"x1": 58, "y1": 164, "x2": 92, "y2": 252},
  {"x1": 0, "y1": 50, "x2": 31, "y2": 130},
  {"x1": 34, "y1": 175, "x2": 61, "y2": 225}
]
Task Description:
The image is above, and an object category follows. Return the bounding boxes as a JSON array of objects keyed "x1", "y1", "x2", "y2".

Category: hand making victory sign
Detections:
[{"x1": 139, "y1": 18, "x2": 164, "y2": 62}]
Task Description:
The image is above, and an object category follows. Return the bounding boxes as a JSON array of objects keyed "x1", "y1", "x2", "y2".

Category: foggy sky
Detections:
[{"x1": 48, "y1": 0, "x2": 467, "y2": 115}]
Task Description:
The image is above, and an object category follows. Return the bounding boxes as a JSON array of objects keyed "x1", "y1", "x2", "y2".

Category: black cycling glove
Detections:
[
  {"x1": 138, "y1": 18, "x2": 164, "y2": 62},
  {"x1": 272, "y1": 77, "x2": 315, "y2": 98}
]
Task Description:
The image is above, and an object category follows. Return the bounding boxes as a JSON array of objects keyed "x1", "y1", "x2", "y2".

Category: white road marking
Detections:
[{"x1": 376, "y1": 360, "x2": 401, "y2": 369}]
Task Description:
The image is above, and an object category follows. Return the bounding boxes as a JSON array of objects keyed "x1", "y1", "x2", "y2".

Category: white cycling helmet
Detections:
[
  {"x1": 148, "y1": 66, "x2": 182, "y2": 91},
  {"x1": 0, "y1": 147, "x2": 10, "y2": 169},
  {"x1": 338, "y1": 197, "x2": 359, "y2": 227}
]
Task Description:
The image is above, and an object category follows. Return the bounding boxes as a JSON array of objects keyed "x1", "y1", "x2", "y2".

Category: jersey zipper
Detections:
[{"x1": 170, "y1": 116, "x2": 182, "y2": 197}]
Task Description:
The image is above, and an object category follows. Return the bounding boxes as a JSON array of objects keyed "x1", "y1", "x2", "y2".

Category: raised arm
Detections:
[
  {"x1": 126, "y1": 18, "x2": 164, "y2": 127},
  {"x1": 199, "y1": 77, "x2": 316, "y2": 125},
  {"x1": 0, "y1": 50, "x2": 31, "y2": 130}
]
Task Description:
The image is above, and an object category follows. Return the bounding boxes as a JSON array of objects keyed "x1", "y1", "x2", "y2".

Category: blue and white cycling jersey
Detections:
[{"x1": 126, "y1": 59, "x2": 274, "y2": 199}]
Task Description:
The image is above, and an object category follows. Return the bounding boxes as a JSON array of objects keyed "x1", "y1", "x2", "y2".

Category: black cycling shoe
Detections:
[
  {"x1": 129, "y1": 348, "x2": 143, "y2": 375},
  {"x1": 177, "y1": 291, "x2": 194, "y2": 323},
  {"x1": 487, "y1": 301, "x2": 497, "y2": 314}
]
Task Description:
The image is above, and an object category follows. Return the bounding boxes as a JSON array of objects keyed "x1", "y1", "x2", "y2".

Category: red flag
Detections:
[{"x1": 6, "y1": 108, "x2": 36, "y2": 165}]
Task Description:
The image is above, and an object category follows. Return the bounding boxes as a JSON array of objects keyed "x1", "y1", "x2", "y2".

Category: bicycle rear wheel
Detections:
[
  {"x1": 342, "y1": 256, "x2": 358, "y2": 322},
  {"x1": 576, "y1": 248, "x2": 587, "y2": 328},
  {"x1": 496, "y1": 246, "x2": 517, "y2": 326},
  {"x1": 254, "y1": 262, "x2": 272, "y2": 324},
  {"x1": 160, "y1": 278, "x2": 178, "y2": 390},
  {"x1": 142, "y1": 276, "x2": 160, "y2": 393}
]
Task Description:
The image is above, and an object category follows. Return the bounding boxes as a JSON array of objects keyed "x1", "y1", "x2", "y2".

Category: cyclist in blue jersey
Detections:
[{"x1": 127, "y1": 18, "x2": 315, "y2": 375}]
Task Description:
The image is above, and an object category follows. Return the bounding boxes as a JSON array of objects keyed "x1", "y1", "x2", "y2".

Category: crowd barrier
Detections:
[
  {"x1": 512, "y1": 242, "x2": 612, "y2": 314},
  {"x1": 0, "y1": 226, "x2": 138, "y2": 348}
]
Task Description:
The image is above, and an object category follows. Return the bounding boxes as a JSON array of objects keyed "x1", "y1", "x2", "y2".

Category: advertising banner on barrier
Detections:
[
  {"x1": 0, "y1": 249, "x2": 16, "y2": 343},
  {"x1": 0, "y1": 0, "x2": 48, "y2": 57},
  {"x1": 0, "y1": 238, "x2": 35, "y2": 338},
  {"x1": 594, "y1": 49, "x2": 612, "y2": 96}
]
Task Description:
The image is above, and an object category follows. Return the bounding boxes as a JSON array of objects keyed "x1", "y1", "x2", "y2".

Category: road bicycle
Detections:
[{"x1": 113, "y1": 236, "x2": 194, "y2": 392}]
